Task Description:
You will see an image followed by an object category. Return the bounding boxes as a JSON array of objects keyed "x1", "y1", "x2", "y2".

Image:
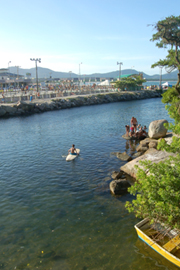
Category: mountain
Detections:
[{"x1": 9, "y1": 66, "x2": 178, "y2": 80}]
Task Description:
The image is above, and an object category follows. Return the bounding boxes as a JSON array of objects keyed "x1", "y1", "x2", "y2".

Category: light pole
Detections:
[
  {"x1": 8, "y1": 61, "x2": 11, "y2": 89},
  {"x1": 8, "y1": 61, "x2": 11, "y2": 73},
  {"x1": 69, "y1": 71, "x2": 72, "y2": 88},
  {"x1": 117, "y1": 62, "x2": 123, "y2": 80},
  {"x1": 79, "y1": 62, "x2": 82, "y2": 91},
  {"x1": 15, "y1": 65, "x2": 21, "y2": 89},
  {"x1": 30, "y1": 58, "x2": 41, "y2": 93},
  {"x1": 159, "y1": 66, "x2": 163, "y2": 89}
]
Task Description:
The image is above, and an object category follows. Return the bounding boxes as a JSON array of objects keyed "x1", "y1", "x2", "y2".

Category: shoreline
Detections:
[{"x1": 0, "y1": 90, "x2": 163, "y2": 118}]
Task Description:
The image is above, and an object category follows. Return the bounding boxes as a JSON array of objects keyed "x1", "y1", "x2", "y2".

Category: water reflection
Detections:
[{"x1": 125, "y1": 139, "x2": 138, "y2": 155}]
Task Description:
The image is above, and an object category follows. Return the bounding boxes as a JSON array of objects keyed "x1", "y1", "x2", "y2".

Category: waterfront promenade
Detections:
[{"x1": 0, "y1": 86, "x2": 115, "y2": 104}]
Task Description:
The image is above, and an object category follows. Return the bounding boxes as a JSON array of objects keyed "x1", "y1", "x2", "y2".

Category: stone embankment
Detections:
[{"x1": 0, "y1": 90, "x2": 162, "y2": 118}]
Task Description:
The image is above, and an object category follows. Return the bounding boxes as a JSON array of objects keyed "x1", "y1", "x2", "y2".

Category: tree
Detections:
[
  {"x1": 114, "y1": 75, "x2": 146, "y2": 91},
  {"x1": 125, "y1": 15, "x2": 180, "y2": 231},
  {"x1": 151, "y1": 15, "x2": 180, "y2": 95}
]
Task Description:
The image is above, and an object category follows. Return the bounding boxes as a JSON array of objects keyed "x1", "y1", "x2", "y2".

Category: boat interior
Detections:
[{"x1": 138, "y1": 219, "x2": 180, "y2": 258}]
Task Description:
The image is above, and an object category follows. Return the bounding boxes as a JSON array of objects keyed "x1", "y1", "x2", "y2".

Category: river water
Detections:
[{"x1": 0, "y1": 98, "x2": 176, "y2": 270}]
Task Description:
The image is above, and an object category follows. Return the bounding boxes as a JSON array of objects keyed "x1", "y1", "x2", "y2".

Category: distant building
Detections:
[{"x1": 0, "y1": 68, "x2": 31, "y2": 89}]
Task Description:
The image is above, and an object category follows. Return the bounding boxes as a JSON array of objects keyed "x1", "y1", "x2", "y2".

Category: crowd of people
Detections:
[{"x1": 125, "y1": 116, "x2": 147, "y2": 140}]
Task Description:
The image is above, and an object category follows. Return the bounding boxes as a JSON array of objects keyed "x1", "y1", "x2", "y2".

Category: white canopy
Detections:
[
  {"x1": 98, "y1": 80, "x2": 110, "y2": 86},
  {"x1": 162, "y1": 82, "x2": 169, "y2": 86}
]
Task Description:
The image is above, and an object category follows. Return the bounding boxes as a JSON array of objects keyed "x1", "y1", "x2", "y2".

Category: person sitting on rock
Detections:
[
  {"x1": 138, "y1": 127, "x2": 147, "y2": 140},
  {"x1": 143, "y1": 125, "x2": 147, "y2": 132}
]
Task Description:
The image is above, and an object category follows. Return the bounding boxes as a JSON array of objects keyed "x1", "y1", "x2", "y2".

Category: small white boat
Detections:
[
  {"x1": 135, "y1": 218, "x2": 180, "y2": 268},
  {"x1": 66, "y1": 149, "x2": 80, "y2": 161}
]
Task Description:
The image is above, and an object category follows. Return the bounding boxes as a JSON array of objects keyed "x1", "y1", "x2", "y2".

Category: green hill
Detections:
[{"x1": 9, "y1": 66, "x2": 178, "y2": 80}]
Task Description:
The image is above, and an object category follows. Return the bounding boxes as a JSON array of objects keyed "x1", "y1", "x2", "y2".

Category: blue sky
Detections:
[{"x1": 0, "y1": 0, "x2": 179, "y2": 75}]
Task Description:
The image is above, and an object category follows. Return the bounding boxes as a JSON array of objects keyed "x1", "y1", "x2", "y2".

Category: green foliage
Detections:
[
  {"x1": 151, "y1": 49, "x2": 180, "y2": 71},
  {"x1": 161, "y1": 87, "x2": 180, "y2": 135},
  {"x1": 151, "y1": 15, "x2": 180, "y2": 95},
  {"x1": 114, "y1": 75, "x2": 146, "y2": 90},
  {"x1": 157, "y1": 137, "x2": 180, "y2": 153},
  {"x1": 151, "y1": 15, "x2": 180, "y2": 49},
  {"x1": 126, "y1": 155, "x2": 180, "y2": 229},
  {"x1": 125, "y1": 16, "x2": 180, "y2": 228}
]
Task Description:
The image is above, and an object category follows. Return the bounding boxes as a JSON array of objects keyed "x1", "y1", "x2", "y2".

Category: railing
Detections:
[{"x1": 0, "y1": 86, "x2": 117, "y2": 103}]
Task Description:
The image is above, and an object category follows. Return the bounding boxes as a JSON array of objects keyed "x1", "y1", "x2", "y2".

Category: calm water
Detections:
[
  {"x1": 143, "y1": 81, "x2": 177, "y2": 87},
  {"x1": 0, "y1": 98, "x2": 176, "y2": 270}
]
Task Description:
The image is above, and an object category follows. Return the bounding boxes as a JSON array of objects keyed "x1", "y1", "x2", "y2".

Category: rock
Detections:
[
  {"x1": 120, "y1": 150, "x2": 176, "y2": 179},
  {"x1": 116, "y1": 152, "x2": 132, "y2": 161},
  {"x1": 136, "y1": 145, "x2": 148, "y2": 152},
  {"x1": 111, "y1": 171, "x2": 124, "y2": 180},
  {"x1": 1, "y1": 105, "x2": 17, "y2": 114},
  {"x1": 132, "y1": 152, "x2": 143, "y2": 158},
  {"x1": 0, "y1": 107, "x2": 6, "y2": 116},
  {"x1": 140, "y1": 138, "x2": 151, "y2": 146},
  {"x1": 148, "y1": 119, "x2": 168, "y2": 139},
  {"x1": 122, "y1": 134, "x2": 131, "y2": 140},
  {"x1": 109, "y1": 179, "x2": 131, "y2": 195},
  {"x1": 144, "y1": 148, "x2": 159, "y2": 155},
  {"x1": 149, "y1": 141, "x2": 158, "y2": 149}
]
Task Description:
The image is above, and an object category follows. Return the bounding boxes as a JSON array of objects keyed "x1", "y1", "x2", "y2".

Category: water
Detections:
[
  {"x1": 143, "y1": 81, "x2": 177, "y2": 87},
  {"x1": 0, "y1": 98, "x2": 176, "y2": 270}
]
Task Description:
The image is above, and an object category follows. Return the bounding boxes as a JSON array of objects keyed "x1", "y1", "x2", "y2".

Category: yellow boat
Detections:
[{"x1": 135, "y1": 218, "x2": 180, "y2": 268}]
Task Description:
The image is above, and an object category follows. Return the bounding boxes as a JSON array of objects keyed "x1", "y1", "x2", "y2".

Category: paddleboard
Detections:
[{"x1": 66, "y1": 149, "x2": 80, "y2": 161}]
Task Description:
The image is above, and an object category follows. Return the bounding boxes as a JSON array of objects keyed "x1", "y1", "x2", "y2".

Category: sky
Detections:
[{"x1": 0, "y1": 0, "x2": 179, "y2": 76}]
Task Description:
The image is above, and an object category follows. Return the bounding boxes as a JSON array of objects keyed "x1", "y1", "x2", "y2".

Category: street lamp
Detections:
[
  {"x1": 15, "y1": 65, "x2": 21, "y2": 89},
  {"x1": 8, "y1": 61, "x2": 11, "y2": 89},
  {"x1": 159, "y1": 66, "x2": 163, "y2": 89},
  {"x1": 79, "y1": 62, "x2": 82, "y2": 91},
  {"x1": 69, "y1": 71, "x2": 72, "y2": 88},
  {"x1": 8, "y1": 61, "x2": 11, "y2": 73},
  {"x1": 30, "y1": 58, "x2": 41, "y2": 93},
  {"x1": 117, "y1": 62, "x2": 123, "y2": 80}
]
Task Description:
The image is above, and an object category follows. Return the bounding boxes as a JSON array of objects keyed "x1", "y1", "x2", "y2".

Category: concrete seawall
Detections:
[{"x1": 0, "y1": 90, "x2": 162, "y2": 118}]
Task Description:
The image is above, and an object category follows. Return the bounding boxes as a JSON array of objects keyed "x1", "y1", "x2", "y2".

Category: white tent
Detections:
[
  {"x1": 162, "y1": 82, "x2": 169, "y2": 87},
  {"x1": 98, "y1": 80, "x2": 110, "y2": 86}
]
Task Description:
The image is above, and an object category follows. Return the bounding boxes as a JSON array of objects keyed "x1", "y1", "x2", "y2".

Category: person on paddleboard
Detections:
[{"x1": 68, "y1": 144, "x2": 78, "y2": 155}]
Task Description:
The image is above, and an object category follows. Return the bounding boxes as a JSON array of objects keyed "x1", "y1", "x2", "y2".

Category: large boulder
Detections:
[
  {"x1": 109, "y1": 179, "x2": 130, "y2": 195},
  {"x1": 148, "y1": 119, "x2": 168, "y2": 139}
]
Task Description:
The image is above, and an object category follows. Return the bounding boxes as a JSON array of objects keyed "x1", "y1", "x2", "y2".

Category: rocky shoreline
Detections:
[
  {"x1": 109, "y1": 119, "x2": 174, "y2": 195},
  {"x1": 0, "y1": 90, "x2": 162, "y2": 118}
]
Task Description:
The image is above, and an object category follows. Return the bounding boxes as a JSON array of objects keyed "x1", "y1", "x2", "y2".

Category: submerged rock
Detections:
[
  {"x1": 109, "y1": 179, "x2": 130, "y2": 195},
  {"x1": 111, "y1": 171, "x2": 124, "y2": 180},
  {"x1": 112, "y1": 152, "x2": 132, "y2": 162}
]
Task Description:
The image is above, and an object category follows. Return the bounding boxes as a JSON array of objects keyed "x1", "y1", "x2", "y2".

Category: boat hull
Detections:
[{"x1": 135, "y1": 219, "x2": 180, "y2": 268}]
